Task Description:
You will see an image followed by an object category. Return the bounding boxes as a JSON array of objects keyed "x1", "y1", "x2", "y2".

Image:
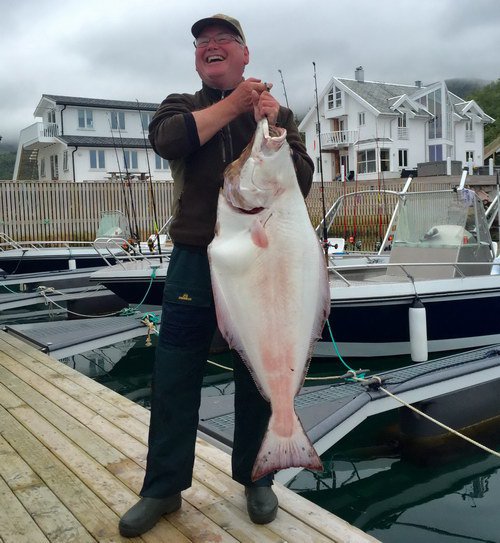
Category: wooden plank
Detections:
[
  {"x1": 0, "y1": 474, "x2": 50, "y2": 543},
  {"x1": 0, "y1": 358, "x2": 147, "y2": 467},
  {"x1": 0, "y1": 404, "x2": 120, "y2": 540},
  {"x1": 194, "y1": 439, "x2": 379, "y2": 543},
  {"x1": 0, "y1": 332, "x2": 380, "y2": 542},
  {"x1": 0, "y1": 332, "x2": 150, "y2": 424}
]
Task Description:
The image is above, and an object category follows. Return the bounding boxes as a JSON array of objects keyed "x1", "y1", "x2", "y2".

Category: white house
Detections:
[
  {"x1": 299, "y1": 67, "x2": 494, "y2": 182},
  {"x1": 13, "y1": 94, "x2": 172, "y2": 182}
]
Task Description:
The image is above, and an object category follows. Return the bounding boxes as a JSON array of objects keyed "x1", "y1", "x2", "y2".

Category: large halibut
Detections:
[{"x1": 208, "y1": 118, "x2": 330, "y2": 480}]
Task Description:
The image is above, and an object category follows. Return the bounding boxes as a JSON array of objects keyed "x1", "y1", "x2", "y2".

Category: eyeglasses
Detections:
[{"x1": 194, "y1": 33, "x2": 243, "y2": 49}]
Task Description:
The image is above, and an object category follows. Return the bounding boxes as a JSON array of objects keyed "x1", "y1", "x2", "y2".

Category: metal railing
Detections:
[{"x1": 320, "y1": 130, "x2": 359, "y2": 147}]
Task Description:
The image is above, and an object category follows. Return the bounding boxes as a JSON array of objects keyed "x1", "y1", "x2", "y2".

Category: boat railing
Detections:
[
  {"x1": 93, "y1": 237, "x2": 169, "y2": 268},
  {"x1": 0, "y1": 235, "x2": 99, "y2": 251},
  {"x1": 328, "y1": 260, "x2": 496, "y2": 286},
  {"x1": 0, "y1": 233, "x2": 23, "y2": 251}
]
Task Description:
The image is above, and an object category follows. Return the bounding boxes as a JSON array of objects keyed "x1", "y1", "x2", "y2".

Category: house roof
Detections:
[
  {"x1": 337, "y1": 79, "x2": 421, "y2": 115},
  {"x1": 57, "y1": 135, "x2": 153, "y2": 149},
  {"x1": 299, "y1": 75, "x2": 494, "y2": 130},
  {"x1": 36, "y1": 94, "x2": 159, "y2": 116}
]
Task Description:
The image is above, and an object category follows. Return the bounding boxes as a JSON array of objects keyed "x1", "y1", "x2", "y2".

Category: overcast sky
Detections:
[{"x1": 1, "y1": 0, "x2": 499, "y2": 148}]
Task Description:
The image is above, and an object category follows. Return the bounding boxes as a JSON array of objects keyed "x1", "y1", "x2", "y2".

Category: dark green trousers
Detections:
[{"x1": 141, "y1": 244, "x2": 272, "y2": 498}]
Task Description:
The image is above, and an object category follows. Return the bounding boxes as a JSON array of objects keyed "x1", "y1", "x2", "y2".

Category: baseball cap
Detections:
[{"x1": 191, "y1": 14, "x2": 246, "y2": 44}]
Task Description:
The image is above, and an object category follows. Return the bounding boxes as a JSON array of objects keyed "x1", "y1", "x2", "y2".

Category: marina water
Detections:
[{"x1": 59, "y1": 337, "x2": 500, "y2": 543}]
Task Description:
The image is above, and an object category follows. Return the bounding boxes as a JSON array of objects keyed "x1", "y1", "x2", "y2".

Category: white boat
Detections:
[
  {"x1": 0, "y1": 211, "x2": 132, "y2": 274},
  {"x1": 91, "y1": 172, "x2": 500, "y2": 361}
]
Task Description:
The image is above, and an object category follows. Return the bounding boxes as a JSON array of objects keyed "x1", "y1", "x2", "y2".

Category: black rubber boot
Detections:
[
  {"x1": 119, "y1": 494, "x2": 182, "y2": 538},
  {"x1": 245, "y1": 486, "x2": 278, "y2": 524}
]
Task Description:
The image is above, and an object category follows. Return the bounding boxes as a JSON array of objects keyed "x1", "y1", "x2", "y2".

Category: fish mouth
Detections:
[{"x1": 229, "y1": 203, "x2": 265, "y2": 215}]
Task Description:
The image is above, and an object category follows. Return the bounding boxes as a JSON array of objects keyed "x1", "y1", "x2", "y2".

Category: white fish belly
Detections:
[{"x1": 209, "y1": 193, "x2": 329, "y2": 403}]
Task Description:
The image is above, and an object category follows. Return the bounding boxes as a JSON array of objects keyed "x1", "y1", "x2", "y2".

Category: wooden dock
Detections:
[{"x1": 0, "y1": 330, "x2": 379, "y2": 543}]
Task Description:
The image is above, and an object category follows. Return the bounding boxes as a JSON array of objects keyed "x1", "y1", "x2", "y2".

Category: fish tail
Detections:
[{"x1": 251, "y1": 413, "x2": 323, "y2": 481}]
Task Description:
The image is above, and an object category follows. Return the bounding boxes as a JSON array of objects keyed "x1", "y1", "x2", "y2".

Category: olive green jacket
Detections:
[{"x1": 149, "y1": 83, "x2": 314, "y2": 247}]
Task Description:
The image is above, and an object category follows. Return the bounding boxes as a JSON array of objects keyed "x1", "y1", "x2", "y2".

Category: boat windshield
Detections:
[
  {"x1": 95, "y1": 211, "x2": 132, "y2": 240},
  {"x1": 393, "y1": 189, "x2": 489, "y2": 249}
]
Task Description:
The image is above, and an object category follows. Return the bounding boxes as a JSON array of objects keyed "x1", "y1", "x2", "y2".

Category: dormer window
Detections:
[
  {"x1": 141, "y1": 112, "x2": 154, "y2": 131},
  {"x1": 78, "y1": 109, "x2": 93, "y2": 129},
  {"x1": 327, "y1": 85, "x2": 342, "y2": 109},
  {"x1": 47, "y1": 109, "x2": 56, "y2": 124},
  {"x1": 111, "y1": 111, "x2": 126, "y2": 131}
]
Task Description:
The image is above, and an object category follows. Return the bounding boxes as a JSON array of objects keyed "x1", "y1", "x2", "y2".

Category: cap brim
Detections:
[{"x1": 191, "y1": 17, "x2": 243, "y2": 40}]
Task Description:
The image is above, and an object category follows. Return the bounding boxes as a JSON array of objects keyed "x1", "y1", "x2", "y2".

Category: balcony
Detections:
[
  {"x1": 397, "y1": 127, "x2": 409, "y2": 140},
  {"x1": 320, "y1": 130, "x2": 359, "y2": 149},
  {"x1": 20, "y1": 122, "x2": 60, "y2": 150}
]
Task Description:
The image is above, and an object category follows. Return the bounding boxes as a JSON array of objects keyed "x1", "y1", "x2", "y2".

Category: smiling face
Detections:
[{"x1": 194, "y1": 24, "x2": 249, "y2": 90}]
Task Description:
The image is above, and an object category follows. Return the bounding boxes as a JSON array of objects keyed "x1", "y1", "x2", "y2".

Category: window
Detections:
[
  {"x1": 40, "y1": 157, "x2": 46, "y2": 178},
  {"x1": 47, "y1": 109, "x2": 56, "y2": 123},
  {"x1": 123, "y1": 150, "x2": 138, "y2": 170},
  {"x1": 50, "y1": 155, "x2": 59, "y2": 180},
  {"x1": 90, "y1": 150, "x2": 105, "y2": 169},
  {"x1": 426, "y1": 89, "x2": 442, "y2": 139},
  {"x1": 357, "y1": 149, "x2": 376, "y2": 173},
  {"x1": 398, "y1": 149, "x2": 408, "y2": 168},
  {"x1": 141, "y1": 112, "x2": 154, "y2": 131},
  {"x1": 316, "y1": 157, "x2": 322, "y2": 175},
  {"x1": 63, "y1": 150, "x2": 69, "y2": 171},
  {"x1": 155, "y1": 154, "x2": 169, "y2": 170},
  {"x1": 380, "y1": 148, "x2": 390, "y2": 172},
  {"x1": 466, "y1": 151, "x2": 474, "y2": 162},
  {"x1": 429, "y1": 144, "x2": 442, "y2": 161},
  {"x1": 358, "y1": 112, "x2": 365, "y2": 126},
  {"x1": 78, "y1": 109, "x2": 93, "y2": 129},
  {"x1": 397, "y1": 113, "x2": 408, "y2": 139},
  {"x1": 327, "y1": 85, "x2": 342, "y2": 109},
  {"x1": 111, "y1": 111, "x2": 126, "y2": 131},
  {"x1": 335, "y1": 86, "x2": 342, "y2": 107}
]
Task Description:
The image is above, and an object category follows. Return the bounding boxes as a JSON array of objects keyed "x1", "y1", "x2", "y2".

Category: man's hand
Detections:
[
  {"x1": 227, "y1": 78, "x2": 269, "y2": 116},
  {"x1": 252, "y1": 84, "x2": 280, "y2": 126}
]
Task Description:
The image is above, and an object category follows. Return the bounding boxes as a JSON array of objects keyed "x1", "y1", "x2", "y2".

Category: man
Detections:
[{"x1": 119, "y1": 14, "x2": 314, "y2": 538}]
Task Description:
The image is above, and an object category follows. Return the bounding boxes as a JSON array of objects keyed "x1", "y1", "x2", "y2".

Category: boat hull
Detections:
[{"x1": 316, "y1": 275, "x2": 500, "y2": 358}]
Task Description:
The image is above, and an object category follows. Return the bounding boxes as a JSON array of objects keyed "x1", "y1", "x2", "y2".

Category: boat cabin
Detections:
[{"x1": 388, "y1": 189, "x2": 494, "y2": 279}]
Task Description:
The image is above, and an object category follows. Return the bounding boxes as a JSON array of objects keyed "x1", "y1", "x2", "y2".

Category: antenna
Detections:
[
  {"x1": 278, "y1": 69, "x2": 289, "y2": 109},
  {"x1": 313, "y1": 61, "x2": 328, "y2": 254}
]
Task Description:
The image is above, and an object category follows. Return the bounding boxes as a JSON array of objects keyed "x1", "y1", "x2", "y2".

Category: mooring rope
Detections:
[
  {"x1": 33, "y1": 266, "x2": 158, "y2": 319},
  {"x1": 358, "y1": 374, "x2": 500, "y2": 459}
]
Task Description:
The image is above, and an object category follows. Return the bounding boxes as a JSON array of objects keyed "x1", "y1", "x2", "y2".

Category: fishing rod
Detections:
[
  {"x1": 136, "y1": 99, "x2": 162, "y2": 258},
  {"x1": 116, "y1": 124, "x2": 141, "y2": 249},
  {"x1": 278, "y1": 69, "x2": 289, "y2": 109},
  {"x1": 313, "y1": 61, "x2": 329, "y2": 256},
  {"x1": 108, "y1": 116, "x2": 134, "y2": 241}
]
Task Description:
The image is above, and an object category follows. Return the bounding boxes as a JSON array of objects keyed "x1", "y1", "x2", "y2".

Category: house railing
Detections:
[
  {"x1": 397, "y1": 127, "x2": 409, "y2": 140},
  {"x1": 19, "y1": 122, "x2": 59, "y2": 147},
  {"x1": 320, "y1": 130, "x2": 359, "y2": 148},
  {"x1": 42, "y1": 122, "x2": 59, "y2": 137}
]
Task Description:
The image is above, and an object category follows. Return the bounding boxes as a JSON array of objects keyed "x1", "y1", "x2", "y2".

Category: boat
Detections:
[
  {"x1": 315, "y1": 177, "x2": 500, "y2": 359},
  {"x1": 90, "y1": 172, "x2": 500, "y2": 361},
  {"x1": 0, "y1": 211, "x2": 135, "y2": 274}
]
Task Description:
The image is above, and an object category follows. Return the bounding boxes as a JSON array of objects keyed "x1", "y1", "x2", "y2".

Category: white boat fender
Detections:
[
  {"x1": 68, "y1": 258, "x2": 76, "y2": 270},
  {"x1": 409, "y1": 296, "x2": 428, "y2": 362}
]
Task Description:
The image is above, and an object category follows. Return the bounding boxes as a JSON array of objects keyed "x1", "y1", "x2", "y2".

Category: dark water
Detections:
[{"x1": 58, "y1": 337, "x2": 500, "y2": 543}]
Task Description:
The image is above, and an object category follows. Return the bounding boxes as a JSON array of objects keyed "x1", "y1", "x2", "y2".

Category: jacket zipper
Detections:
[{"x1": 219, "y1": 91, "x2": 234, "y2": 168}]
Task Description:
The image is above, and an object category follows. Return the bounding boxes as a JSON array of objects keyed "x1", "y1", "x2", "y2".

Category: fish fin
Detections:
[
  {"x1": 251, "y1": 412, "x2": 323, "y2": 481},
  {"x1": 250, "y1": 219, "x2": 269, "y2": 248}
]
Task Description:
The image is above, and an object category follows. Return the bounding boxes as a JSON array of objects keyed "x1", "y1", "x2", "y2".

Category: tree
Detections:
[
  {"x1": 0, "y1": 151, "x2": 16, "y2": 180},
  {"x1": 467, "y1": 79, "x2": 500, "y2": 146}
]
